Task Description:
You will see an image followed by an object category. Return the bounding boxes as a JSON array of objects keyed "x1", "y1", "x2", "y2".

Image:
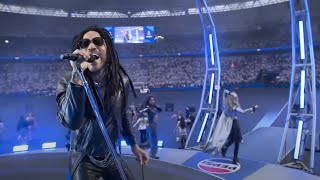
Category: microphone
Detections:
[{"x1": 60, "y1": 53, "x2": 99, "y2": 63}]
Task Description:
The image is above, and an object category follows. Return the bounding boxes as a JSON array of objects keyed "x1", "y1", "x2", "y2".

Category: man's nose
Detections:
[{"x1": 87, "y1": 41, "x2": 97, "y2": 51}]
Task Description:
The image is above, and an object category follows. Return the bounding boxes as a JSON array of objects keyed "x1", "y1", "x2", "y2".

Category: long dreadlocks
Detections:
[{"x1": 73, "y1": 26, "x2": 136, "y2": 110}]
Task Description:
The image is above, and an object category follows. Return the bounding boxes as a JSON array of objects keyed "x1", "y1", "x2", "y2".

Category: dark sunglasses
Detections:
[{"x1": 78, "y1": 37, "x2": 105, "y2": 49}]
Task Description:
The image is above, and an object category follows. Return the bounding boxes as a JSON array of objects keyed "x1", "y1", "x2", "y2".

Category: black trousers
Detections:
[
  {"x1": 180, "y1": 135, "x2": 187, "y2": 148},
  {"x1": 73, "y1": 155, "x2": 134, "y2": 180},
  {"x1": 224, "y1": 119, "x2": 242, "y2": 158},
  {"x1": 139, "y1": 129, "x2": 147, "y2": 144}
]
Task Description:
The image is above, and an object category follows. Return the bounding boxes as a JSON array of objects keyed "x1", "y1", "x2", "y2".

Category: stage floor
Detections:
[{"x1": 0, "y1": 146, "x2": 318, "y2": 180}]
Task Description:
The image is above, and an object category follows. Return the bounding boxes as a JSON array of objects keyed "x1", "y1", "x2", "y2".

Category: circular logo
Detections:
[{"x1": 197, "y1": 158, "x2": 241, "y2": 174}]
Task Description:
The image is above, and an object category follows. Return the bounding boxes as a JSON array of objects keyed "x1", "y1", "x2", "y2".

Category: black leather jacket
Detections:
[{"x1": 56, "y1": 71, "x2": 136, "y2": 173}]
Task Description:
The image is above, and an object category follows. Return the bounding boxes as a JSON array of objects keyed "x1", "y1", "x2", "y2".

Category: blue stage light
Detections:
[
  {"x1": 197, "y1": 113, "x2": 209, "y2": 142},
  {"x1": 294, "y1": 120, "x2": 304, "y2": 159}
]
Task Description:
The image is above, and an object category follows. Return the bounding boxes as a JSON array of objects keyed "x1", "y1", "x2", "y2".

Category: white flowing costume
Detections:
[{"x1": 206, "y1": 112, "x2": 234, "y2": 151}]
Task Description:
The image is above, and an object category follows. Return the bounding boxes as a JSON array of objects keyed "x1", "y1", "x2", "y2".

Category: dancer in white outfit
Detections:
[
  {"x1": 174, "y1": 112, "x2": 189, "y2": 149},
  {"x1": 206, "y1": 89, "x2": 258, "y2": 164},
  {"x1": 133, "y1": 113, "x2": 148, "y2": 145}
]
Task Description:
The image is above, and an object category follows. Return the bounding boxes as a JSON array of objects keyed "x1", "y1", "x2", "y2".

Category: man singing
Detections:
[{"x1": 56, "y1": 26, "x2": 148, "y2": 180}]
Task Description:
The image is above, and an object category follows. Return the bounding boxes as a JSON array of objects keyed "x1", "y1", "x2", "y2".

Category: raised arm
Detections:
[
  {"x1": 133, "y1": 118, "x2": 141, "y2": 128},
  {"x1": 223, "y1": 89, "x2": 230, "y2": 103},
  {"x1": 154, "y1": 104, "x2": 162, "y2": 113},
  {"x1": 171, "y1": 113, "x2": 178, "y2": 120},
  {"x1": 235, "y1": 105, "x2": 259, "y2": 114},
  {"x1": 56, "y1": 74, "x2": 86, "y2": 130}
]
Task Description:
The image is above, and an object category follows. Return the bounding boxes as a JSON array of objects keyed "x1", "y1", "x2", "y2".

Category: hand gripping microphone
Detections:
[{"x1": 60, "y1": 53, "x2": 98, "y2": 63}]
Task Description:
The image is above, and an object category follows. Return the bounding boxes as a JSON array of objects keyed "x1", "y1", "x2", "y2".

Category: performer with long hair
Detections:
[
  {"x1": 174, "y1": 112, "x2": 188, "y2": 149},
  {"x1": 56, "y1": 26, "x2": 148, "y2": 179},
  {"x1": 206, "y1": 89, "x2": 258, "y2": 164},
  {"x1": 133, "y1": 112, "x2": 148, "y2": 145},
  {"x1": 141, "y1": 96, "x2": 162, "y2": 159}
]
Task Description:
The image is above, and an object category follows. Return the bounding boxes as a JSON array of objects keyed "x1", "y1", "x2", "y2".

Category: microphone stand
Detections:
[{"x1": 76, "y1": 65, "x2": 127, "y2": 180}]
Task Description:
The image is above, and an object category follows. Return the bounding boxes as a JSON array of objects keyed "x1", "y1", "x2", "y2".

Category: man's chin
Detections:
[{"x1": 88, "y1": 66, "x2": 99, "y2": 72}]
